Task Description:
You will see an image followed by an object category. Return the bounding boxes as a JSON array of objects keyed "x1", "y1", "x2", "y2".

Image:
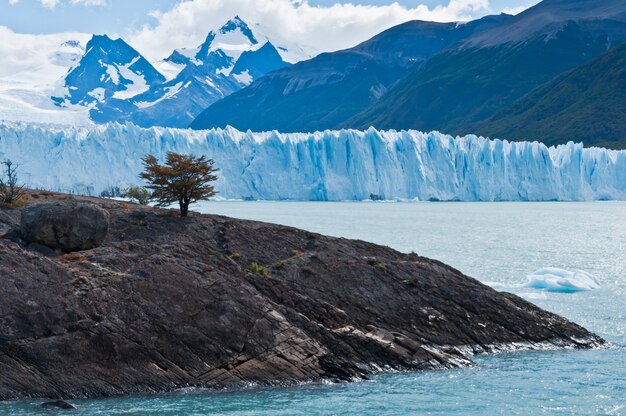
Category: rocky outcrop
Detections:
[
  {"x1": 0, "y1": 193, "x2": 605, "y2": 400},
  {"x1": 0, "y1": 217, "x2": 11, "y2": 237},
  {"x1": 41, "y1": 400, "x2": 77, "y2": 410},
  {"x1": 20, "y1": 202, "x2": 109, "y2": 252}
]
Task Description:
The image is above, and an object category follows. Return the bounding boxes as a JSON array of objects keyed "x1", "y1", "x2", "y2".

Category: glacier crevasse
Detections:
[{"x1": 0, "y1": 122, "x2": 624, "y2": 201}]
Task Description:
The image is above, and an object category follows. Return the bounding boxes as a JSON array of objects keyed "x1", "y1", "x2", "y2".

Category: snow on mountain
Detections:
[
  {"x1": 45, "y1": 17, "x2": 292, "y2": 128},
  {"x1": 127, "y1": 61, "x2": 242, "y2": 128},
  {"x1": 161, "y1": 16, "x2": 291, "y2": 81},
  {"x1": 231, "y1": 41, "x2": 288, "y2": 84},
  {"x1": 166, "y1": 16, "x2": 311, "y2": 67},
  {"x1": 1, "y1": 121, "x2": 624, "y2": 202},
  {"x1": 0, "y1": 27, "x2": 92, "y2": 125},
  {"x1": 0, "y1": 17, "x2": 311, "y2": 128},
  {"x1": 121, "y1": 17, "x2": 291, "y2": 128},
  {"x1": 209, "y1": 15, "x2": 260, "y2": 62},
  {"x1": 52, "y1": 35, "x2": 165, "y2": 112}
]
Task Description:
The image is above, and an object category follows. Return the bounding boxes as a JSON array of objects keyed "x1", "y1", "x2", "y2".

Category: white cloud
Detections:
[
  {"x1": 0, "y1": 25, "x2": 90, "y2": 82},
  {"x1": 70, "y1": 0, "x2": 107, "y2": 5},
  {"x1": 128, "y1": 0, "x2": 497, "y2": 61},
  {"x1": 502, "y1": 1, "x2": 539, "y2": 16},
  {"x1": 40, "y1": 0, "x2": 60, "y2": 8},
  {"x1": 22, "y1": 0, "x2": 107, "y2": 9}
]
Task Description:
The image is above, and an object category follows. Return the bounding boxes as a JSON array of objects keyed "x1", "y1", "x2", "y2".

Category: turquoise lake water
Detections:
[{"x1": 2, "y1": 202, "x2": 625, "y2": 415}]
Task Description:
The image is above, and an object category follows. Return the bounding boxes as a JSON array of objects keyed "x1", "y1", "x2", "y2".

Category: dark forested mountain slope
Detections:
[
  {"x1": 190, "y1": 15, "x2": 512, "y2": 132},
  {"x1": 193, "y1": 0, "x2": 626, "y2": 149},
  {"x1": 344, "y1": 0, "x2": 626, "y2": 147},
  {"x1": 475, "y1": 41, "x2": 626, "y2": 149}
]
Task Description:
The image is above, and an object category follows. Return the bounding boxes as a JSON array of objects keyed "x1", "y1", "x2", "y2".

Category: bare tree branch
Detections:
[{"x1": 0, "y1": 159, "x2": 26, "y2": 206}]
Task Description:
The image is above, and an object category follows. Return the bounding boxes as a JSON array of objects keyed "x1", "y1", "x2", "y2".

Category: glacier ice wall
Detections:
[{"x1": 0, "y1": 121, "x2": 624, "y2": 201}]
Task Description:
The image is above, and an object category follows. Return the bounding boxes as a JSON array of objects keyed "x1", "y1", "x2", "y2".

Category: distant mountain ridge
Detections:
[
  {"x1": 192, "y1": 0, "x2": 626, "y2": 149},
  {"x1": 190, "y1": 14, "x2": 513, "y2": 132},
  {"x1": 3, "y1": 0, "x2": 625, "y2": 149},
  {"x1": 345, "y1": 0, "x2": 626, "y2": 146},
  {"x1": 52, "y1": 35, "x2": 166, "y2": 122},
  {"x1": 51, "y1": 17, "x2": 300, "y2": 127},
  {"x1": 465, "y1": 0, "x2": 626, "y2": 47}
]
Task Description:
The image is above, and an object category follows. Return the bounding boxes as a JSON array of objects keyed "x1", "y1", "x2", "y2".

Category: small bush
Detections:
[
  {"x1": 0, "y1": 159, "x2": 25, "y2": 206},
  {"x1": 60, "y1": 252, "x2": 88, "y2": 264},
  {"x1": 368, "y1": 259, "x2": 388, "y2": 272},
  {"x1": 247, "y1": 262, "x2": 269, "y2": 278},
  {"x1": 100, "y1": 186, "x2": 125, "y2": 198},
  {"x1": 126, "y1": 186, "x2": 151, "y2": 205},
  {"x1": 405, "y1": 278, "x2": 420, "y2": 288}
]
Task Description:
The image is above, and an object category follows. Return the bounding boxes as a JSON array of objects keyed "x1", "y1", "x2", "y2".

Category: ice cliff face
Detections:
[{"x1": 0, "y1": 122, "x2": 624, "y2": 201}]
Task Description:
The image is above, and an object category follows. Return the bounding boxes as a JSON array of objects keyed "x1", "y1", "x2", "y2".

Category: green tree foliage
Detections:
[
  {"x1": 140, "y1": 152, "x2": 218, "y2": 217},
  {"x1": 126, "y1": 186, "x2": 151, "y2": 205}
]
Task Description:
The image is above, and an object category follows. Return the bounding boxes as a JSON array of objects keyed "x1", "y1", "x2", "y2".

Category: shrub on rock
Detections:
[
  {"x1": 126, "y1": 186, "x2": 151, "y2": 205},
  {"x1": 0, "y1": 160, "x2": 25, "y2": 206}
]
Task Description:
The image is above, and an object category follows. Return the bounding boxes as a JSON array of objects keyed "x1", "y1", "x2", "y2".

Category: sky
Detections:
[{"x1": 0, "y1": 0, "x2": 539, "y2": 60}]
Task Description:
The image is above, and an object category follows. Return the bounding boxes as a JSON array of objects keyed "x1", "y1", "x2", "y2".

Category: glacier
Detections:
[{"x1": 0, "y1": 121, "x2": 624, "y2": 201}]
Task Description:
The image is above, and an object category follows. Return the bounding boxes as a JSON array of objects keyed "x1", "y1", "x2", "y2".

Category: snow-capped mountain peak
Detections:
[
  {"x1": 219, "y1": 16, "x2": 258, "y2": 43},
  {"x1": 129, "y1": 17, "x2": 292, "y2": 127},
  {"x1": 166, "y1": 17, "x2": 262, "y2": 69},
  {"x1": 161, "y1": 16, "x2": 293, "y2": 82},
  {"x1": 53, "y1": 34, "x2": 165, "y2": 109},
  {"x1": 1, "y1": 16, "x2": 313, "y2": 128},
  {"x1": 230, "y1": 41, "x2": 288, "y2": 84},
  {"x1": 206, "y1": 17, "x2": 262, "y2": 63}
]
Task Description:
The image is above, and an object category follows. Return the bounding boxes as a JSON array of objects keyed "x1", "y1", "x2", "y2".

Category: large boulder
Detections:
[
  {"x1": 0, "y1": 212, "x2": 13, "y2": 236},
  {"x1": 20, "y1": 202, "x2": 109, "y2": 252},
  {"x1": 1, "y1": 210, "x2": 19, "y2": 239}
]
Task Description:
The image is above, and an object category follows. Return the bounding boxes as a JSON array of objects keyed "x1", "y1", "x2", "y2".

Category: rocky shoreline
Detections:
[{"x1": 0, "y1": 192, "x2": 605, "y2": 400}]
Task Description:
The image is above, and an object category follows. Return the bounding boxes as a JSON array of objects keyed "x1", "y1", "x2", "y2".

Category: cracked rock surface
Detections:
[{"x1": 0, "y1": 192, "x2": 605, "y2": 400}]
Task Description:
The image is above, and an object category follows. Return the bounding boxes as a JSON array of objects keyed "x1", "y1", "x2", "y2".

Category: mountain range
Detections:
[
  {"x1": 1, "y1": 0, "x2": 625, "y2": 149},
  {"x1": 51, "y1": 16, "x2": 304, "y2": 128},
  {"x1": 0, "y1": 17, "x2": 310, "y2": 129},
  {"x1": 192, "y1": 0, "x2": 626, "y2": 149},
  {"x1": 189, "y1": 14, "x2": 512, "y2": 132}
]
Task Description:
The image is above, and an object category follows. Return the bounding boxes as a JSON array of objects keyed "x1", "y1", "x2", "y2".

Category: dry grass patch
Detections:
[
  {"x1": 367, "y1": 259, "x2": 388, "y2": 273},
  {"x1": 246, "y1": 262, "x2": 269, "y2": 278}
]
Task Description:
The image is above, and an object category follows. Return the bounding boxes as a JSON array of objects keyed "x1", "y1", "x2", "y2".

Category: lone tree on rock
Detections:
[{"x1": 140, "y1": 152, "x2": 218, "y2": 217}]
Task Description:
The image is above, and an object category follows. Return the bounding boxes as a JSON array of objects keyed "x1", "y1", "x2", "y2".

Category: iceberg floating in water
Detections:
[
  {"x1": 525, "y1": 267, "x2": 601, "y2": 293},
  {"x1": 0, "y1": 121, "x2": 625, "y2": 201}
]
